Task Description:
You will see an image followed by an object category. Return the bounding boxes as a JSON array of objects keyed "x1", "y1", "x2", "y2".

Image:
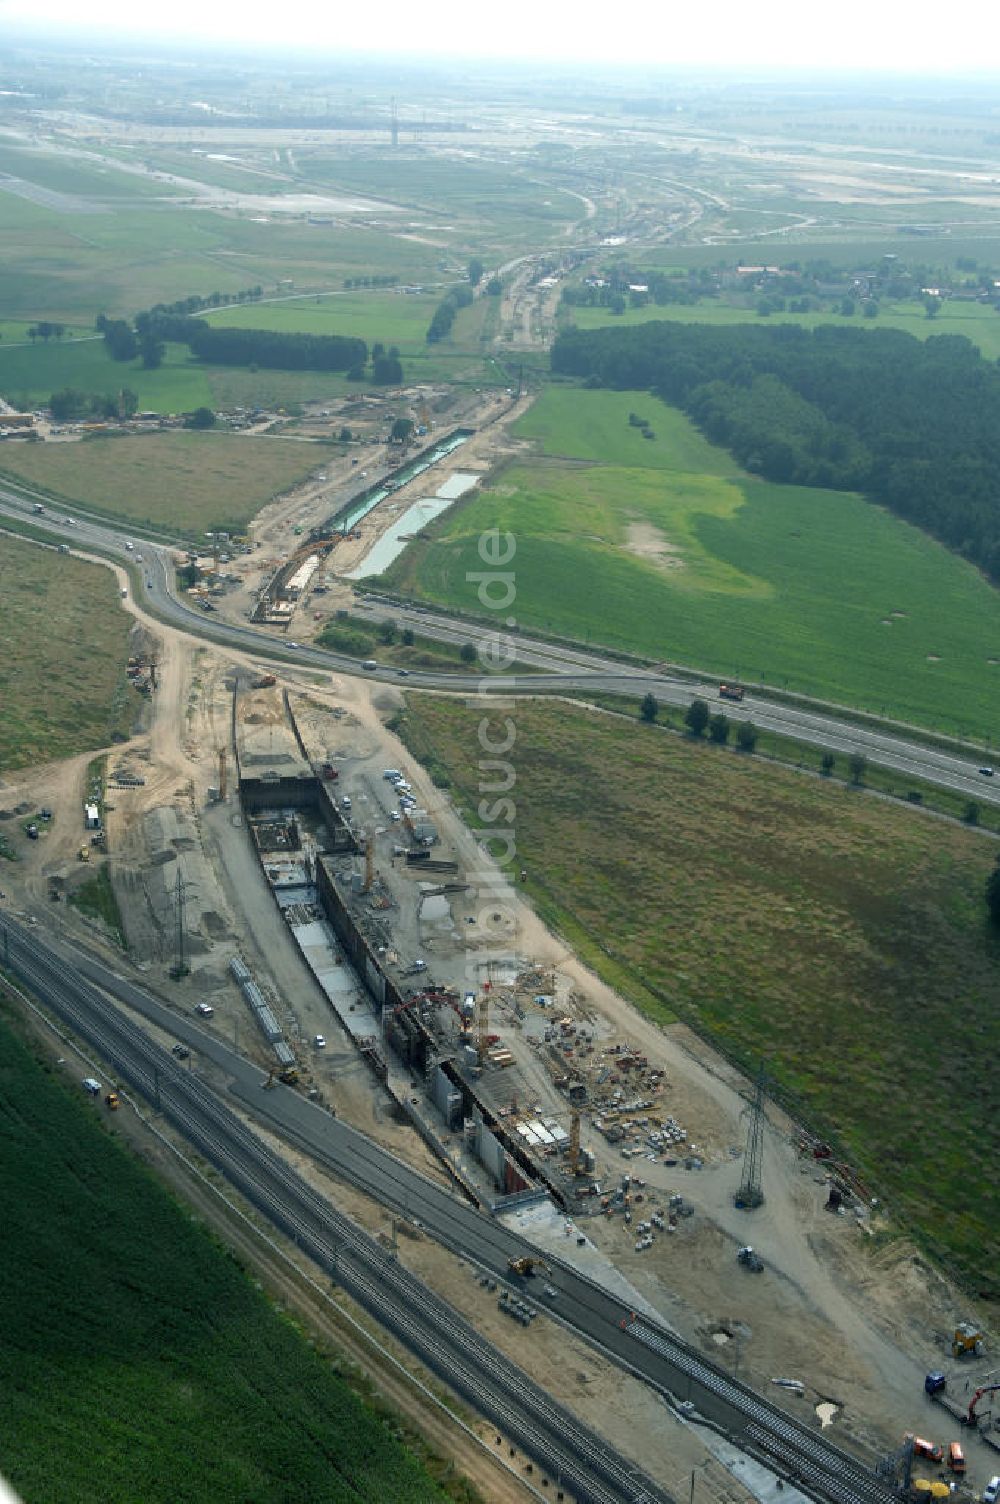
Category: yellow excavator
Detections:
[
  {"x1": 508, "y1": 1256, "x2": 549, "y2": 1278},
  {"x1": 263, "y1": 1067, "x2": 300, "y2": 1090}
]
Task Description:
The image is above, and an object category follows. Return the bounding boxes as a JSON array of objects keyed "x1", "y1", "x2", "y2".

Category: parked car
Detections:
[
  {"x1": 313, "y1": 1034, "x2": 326, "y2": 1049},
  {"x1": 171, "y1": 1043, "x2": 190, "y2": 1060},
  {"x1": 195, "y1": 1002, "x2": 214, "y2": 1017},
  {"x1": 982, "y1": 1477, "x2": 1000, "y2": 1504}
]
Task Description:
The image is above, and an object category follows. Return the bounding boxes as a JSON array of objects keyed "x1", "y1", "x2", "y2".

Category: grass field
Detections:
[
  {"x1": 566, "y1": 297, "x2": 1000, "y2": 360},
  {"x1": 0, "y1": 432, "x2": 321, "y2": 535},
  {"x1": 0, "y1": 336, "x2": 214, "y2": 411},
  {"x1": 206, "y1": 289, "x2": 505, "y2": 387},
  {"x1": 395, "y1": 693, "x2": 1000, "y2": 1288},
  {"x1": 0, "y1": 534, "x2": 137, "y2": 771},
  {"x1": 381, "y1": 387, "x2": 1000, "y2": 742},
  {"x1": 0, "y1": 1015, "x2": 454, "y2": 1504}
]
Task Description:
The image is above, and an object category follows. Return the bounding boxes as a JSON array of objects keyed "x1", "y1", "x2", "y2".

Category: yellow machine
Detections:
[
  {"x1": 953, "y1": 1322, "x2": 984, "y2": 1358},
  {"x1": 105, "y1": 1091, "x2": 120, "y2": 1110},
  {"x1": 78, "y1": 844, "x2": 91, "y2": 863},
  {"x1": 508, "y1": 1256, "x2": 548, "y2": 1278}
]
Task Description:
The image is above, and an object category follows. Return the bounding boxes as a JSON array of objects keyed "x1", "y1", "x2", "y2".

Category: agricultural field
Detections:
[
  {"x1": 0, "y1": 432, "x2": 322, "y2": 536},
  {"x1": 0, "y1": 1017, "x2": 453, "y2": 1504},
  {"x1": 382, "y1": 387, "x2": 1000, "y2": 742},
  {"x1": 206, "y1": 289, "x2": 503, "y2": 387},
  {"x1": 0, "y1": 534, "x2": 136, "y2": 771},
  {"x1": 564, "y1": 296, "x2": 1000, "y2": 361},
  {"x1": 395, "y1": 693, "x2": 1000, "y2": 1287}
]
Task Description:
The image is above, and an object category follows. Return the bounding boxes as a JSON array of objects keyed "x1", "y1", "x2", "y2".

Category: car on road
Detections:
[
  {"x1": 341, "y1": 796, "x2": 351, "y2": 809},
  {"x1": 171, "y1": 1043, "x2": 190, "y2": 1059},
  {"x1": 979, "y1": 766, "x2": 994, "y2": 777},
  {"x1": 313, "y1": 1034, "x2": 326, "y2": 1049},
  {"x1": 124, "y1": 540, "x2": 133, "y2": 550},
  {"x1": 397, "y1": 667, "x2": 410, "y2": 676},
  {"x1": 288, "y1": 641, "x2": 300, "y2": 650},
  {"x1": 983, "y1": 1475, "x2": 1000, "y2": 1503},
  {"x1": 195, "y1": 1002, "x2": 214, "y2": 1017}
]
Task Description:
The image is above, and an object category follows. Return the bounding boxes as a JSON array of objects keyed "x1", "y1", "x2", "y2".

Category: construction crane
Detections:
[
  {"x1": 363, "y1": 826, "x2": 375, "y2": 893},
  {"x1": 476, "y1": 987, "x2": 490, "y2": 1064},
  {"x1": 565, "y1": 1106, "x2": 580, "y2": 1173}
]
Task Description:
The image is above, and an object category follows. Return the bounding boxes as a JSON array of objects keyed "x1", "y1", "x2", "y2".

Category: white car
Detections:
[
  {"x1": 983, "y1": 1478, "x2": 1000, "y2": 1504},
  {"x1": 196, "y1": 1002, "x2": 214, "y2": 1017},
  {"x1": 313, "y1": 1034, "x2": 326, "y2": 1049}
]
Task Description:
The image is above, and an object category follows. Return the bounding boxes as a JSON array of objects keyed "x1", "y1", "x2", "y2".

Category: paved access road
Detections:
[
  {"x1": 2, "y1": 915, "x2": 896, "y2": 1504},
  {"x1": 1, "y1": 485, "x2": 997, "y2": 809}
]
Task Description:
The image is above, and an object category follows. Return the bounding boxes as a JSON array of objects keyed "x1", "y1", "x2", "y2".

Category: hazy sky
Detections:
[{"x1": 3, "y1": 0, "x2": 1000, "y2": 73}]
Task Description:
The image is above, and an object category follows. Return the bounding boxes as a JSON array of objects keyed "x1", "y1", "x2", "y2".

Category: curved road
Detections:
[{"x1": 2, "y1": 483, "x2": 998, "y2": 812}]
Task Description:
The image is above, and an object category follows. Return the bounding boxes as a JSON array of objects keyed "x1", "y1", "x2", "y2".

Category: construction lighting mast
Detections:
[
  {"x1": 170, "y1": 869, "x2": 190, "y2": 980},
  {"x1": 735, "y1": 1062, "x2": 766, "y2": 1208}
]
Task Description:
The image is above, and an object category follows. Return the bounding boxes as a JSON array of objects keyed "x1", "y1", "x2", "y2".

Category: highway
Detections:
[
  {"x1": 1, "y1": 482, "x2": 998, "y2": 811},
  {"x1": 1, "y1": 915, "x2": 897, "y2": 1504}
]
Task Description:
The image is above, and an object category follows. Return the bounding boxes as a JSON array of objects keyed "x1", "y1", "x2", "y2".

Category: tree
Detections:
[
  {"x1": 987, "y1": 854, "x2": 1000, "y2": 926},
  {"x1": 684, "y1": 698, "x2": 709, "y2": 737},
  {"x1": 339, "y1": 426, "x2": 352, "y2": 442},
  {"x1": 459, "y1": 641, "x2": 477, "y2": 664},
  {"x1": 820, "y1": 751, "x2": 835, "y2": 777},
  {"x1": 372, "y1": 342, "x2": 385, "y2": 360},
  {"x1": 708, "y1": 712, "x2": 730, "y2": 744},
  {"x1": 401, "y1": 627, "x2": 414, "y2": 646},
  {"x1": 183, "y1": 406, "x2": 216, "y2": 430},
  {"x1": 468, "y1": 257, "x2": 484, "y2": 287},
  {"x1": 390, "y1": 417, "x2": 415, "y2": 443},
  {"x1": 140, "y1": 334, "x2": 164, "y2": 369},
  {"x1": 639, "y1": 693, "x2": 658, "y2": 723},
  {"x1": 963, "y1": 800, "x2": 980, "y2": 826},
  {"x1": 372, "y1": 355, "x2": 403, "y2": 385},
  {"x1": 924, "y1": 294, "x2": 942, "y2": 319},
  {"x1": 377, "y1": 620, "x2": 397, "y2": 645},
  {"x1": 485, "y1": 276, "x2": 502, "y2": 297},
  {"x1": 848, "y1": 751, "x2": 867, "y2": 785},
  {"x1": 736, "y1": 720, "x2": 758, "y2": 753}
]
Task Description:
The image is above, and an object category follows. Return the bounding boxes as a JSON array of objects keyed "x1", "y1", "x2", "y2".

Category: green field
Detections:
[
  {"x1": 0, "y1": 533, "x2": 137, "y2": 772},
  {"x1": 566, "y1": 297, "x2": 1000, "y2": 361},
  {"x1": 0, "y1": 431, "x2": 322, "y2": 535},
  {"x1": 0, "y1": 1015, "x2": 452, "y2": 1504},
  {"x1": 381, "y1": 387, "x2": 1000, "y2": 741},
  {"x1": 0, "y1": 336, "x2": 214, "y2": 411},
  {"x1": 207, "y1": 289, "x2": 504, "y2": 387},
  {"x1": 395, "y1": 693, "x2": 1000, "y2": 1287}
]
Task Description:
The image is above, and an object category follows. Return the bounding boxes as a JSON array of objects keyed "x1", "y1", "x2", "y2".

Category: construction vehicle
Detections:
[
  {"x1": 737, "y1": 1245, "x2": 764, "y2": 1272},
  {"x1": 105, "y1": 1091, "x2": 120, "y2": 1110},
  {"x1": 253, "y1": 673, "x2": 277, "y2": 689},
  {"x1": 508, "y1": 1256, "x2": 548, "y2": 1278},
  {"x1": 719, "y1": 683, "x2": 745, "y2": 702},
  {"x1": 78, "y1": 844, "x2": 91, "y2": 863},
  {"x1": 953, "y1": 1322, "x2": 985, "y2": 1359},
  {"x1": 262, "y1": 1067, "x2": 300, "y2": 1090},
  {"x1": 965, "y1": 1385, "x2": 1000, "y2": 1428}
]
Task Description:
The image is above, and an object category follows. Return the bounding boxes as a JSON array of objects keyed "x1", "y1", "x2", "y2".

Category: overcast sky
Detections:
[{"x1": 3, "y1": 0, "x2": 1000, "y2": 74}]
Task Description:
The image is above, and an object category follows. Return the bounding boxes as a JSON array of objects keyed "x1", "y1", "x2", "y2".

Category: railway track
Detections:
[
  {"x1": 2, "y1": 919, "x2": 669, "y2": 1504},
  {"x1": 3, "y1": 917, "x2": 901, "y2": 1504}
]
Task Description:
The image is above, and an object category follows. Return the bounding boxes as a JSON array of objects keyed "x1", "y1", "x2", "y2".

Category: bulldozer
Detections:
[
  {"x1": 952, "y1": 1322, "x2": 984, "y2": 1359},
  {"x1": 508, "y1": 1256, "x2": 548, "y2": 1278}
]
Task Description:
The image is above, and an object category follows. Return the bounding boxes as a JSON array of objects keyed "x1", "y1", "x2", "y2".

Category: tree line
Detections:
[
  {"x1": 98, "y1": 308, "x2": 367, "y2": 374},
  {"x1": 552, "y1": 320, "x2": 1000, "y2": 583}
]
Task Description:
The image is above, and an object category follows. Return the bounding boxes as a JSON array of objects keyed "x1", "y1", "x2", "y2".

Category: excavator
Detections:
[
  {"x1": 965, "y1": 1384, "x2": 1000, "y2": 1428},
  {"x1": 262, "y1": 1067, "x2": 300, "y2": 1089},
  {"x1": 508, "y1": 1256, "x2": 548, "y2": 1278}
]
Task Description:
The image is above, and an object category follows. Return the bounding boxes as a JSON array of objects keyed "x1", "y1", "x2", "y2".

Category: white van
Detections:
[{"x1": 82, "y1": 1077, "x2": 102, "y2": 1095}]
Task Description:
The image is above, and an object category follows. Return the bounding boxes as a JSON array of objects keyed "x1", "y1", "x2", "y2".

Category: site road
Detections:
[
  {"x1": 1, "y1": 486, "x2": 998, "y2": 810},
  {"x1": 2, "y1": 916, "x2": 898, "y2": 1504}
]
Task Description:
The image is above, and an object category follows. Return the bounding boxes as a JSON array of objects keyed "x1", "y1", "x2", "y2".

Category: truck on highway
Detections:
[{"x1": 719, "y1": 683, "x2": 745, "y2": 702}]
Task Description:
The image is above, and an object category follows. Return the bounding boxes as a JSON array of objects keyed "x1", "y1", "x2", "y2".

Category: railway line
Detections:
[
  {"x1": 2, "y1": 915, "x2": 900, "y2": 1504},
  {"x1": 1, "y1": 916, "x2": 668, "y2": 1504}
]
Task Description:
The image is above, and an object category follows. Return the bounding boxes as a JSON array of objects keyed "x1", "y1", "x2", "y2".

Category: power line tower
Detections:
[
  {"x1": 735, "y1": 1061, "x2": 766, "y2": 1209},
  {"x1": 169, "y1": 869, "x2": 190, "y2": 980}
]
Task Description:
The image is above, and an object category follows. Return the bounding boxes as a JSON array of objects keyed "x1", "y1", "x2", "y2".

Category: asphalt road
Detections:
[
  {"x1": 1, "y1": 484, "x2": 998, "y2": 811},
  {"x1": 1, "y1": 914, "x2": 896, "y2": 1504}
]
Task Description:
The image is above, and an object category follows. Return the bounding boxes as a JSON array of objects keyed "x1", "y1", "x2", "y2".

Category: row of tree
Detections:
[
  {"x1": 49, "y1": 387, "x2": 138, "y2": 420},
  {"x1": 426, "y1": 284, "x2": 474, "y2": 344},
  {"x1": 552, "y1": 320, "x2": 1000, "y2": 583}
]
